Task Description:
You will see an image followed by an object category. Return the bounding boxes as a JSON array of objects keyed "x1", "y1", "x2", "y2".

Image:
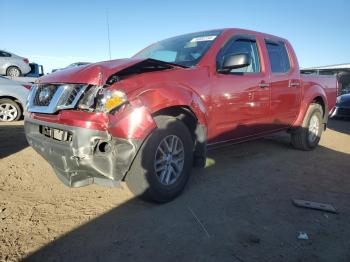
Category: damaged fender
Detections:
[{"x1": 24, "y1": 104, "x2": 157, "y2": 187}]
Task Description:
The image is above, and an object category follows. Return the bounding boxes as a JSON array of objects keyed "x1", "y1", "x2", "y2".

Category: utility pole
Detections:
[{"x1": 106, "y1": 9, "x2": 112, "y2": 60}]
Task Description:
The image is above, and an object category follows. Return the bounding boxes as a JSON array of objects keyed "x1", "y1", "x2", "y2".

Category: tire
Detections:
[
  {"x1": 0, "y1": 98, "x2": 22, "y2": 122},
  {"x1": 125, "y1": 115, "x2": 194, "y2": 203},
  {"x1": 6, "y1": 66, "x2": 21, "y2": 77},
  {"x1": 291, "y1": 103, "x2": 323, "y2": 150}
]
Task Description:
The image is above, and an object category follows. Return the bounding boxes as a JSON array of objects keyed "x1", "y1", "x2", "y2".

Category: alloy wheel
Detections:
[
  {"x1": 308, "y1": 114, "x2": 320, "y2": 143},
  {"x1": 0, "y1": 103, "x2": 18, "y2": 121},
  {"x1": 7, "y1": 67, "x2": 20, "y2": 77},
  {"x1": 154, "y1": 135, "x2": 185, "y2": 186}
]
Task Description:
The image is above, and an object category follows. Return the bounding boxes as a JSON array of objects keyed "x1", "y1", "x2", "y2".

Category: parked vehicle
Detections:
[
  {"x1": 24, "y1": 28, "x2": 337, "y2": 202},
  {"x1": 0, "y1": 50, "x2": 31, "y2": 77},
  {"x1": 51, "y1": 62, "x2": 90, "y2": 73},
  {"x1": 0, "y1": 76, "x2": 31, "y2": 121},
  {"x1": 26, "y1": 63, "x2": 44, "y2": 78},
  {"x1": 330, "y1": 93, "x2": 350, "y2": 118}
]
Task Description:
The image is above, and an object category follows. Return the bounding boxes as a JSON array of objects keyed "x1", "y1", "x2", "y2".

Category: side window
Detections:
[
  {"x1": 0, "y1": 51, "x2": 11, "y2": 57},
  {"x1": 150, "y1": 50, "x2": 177, "y2": 62},
  {"x1": 218, "y1": 38, "x2": 261, "y2": 73},
  {"x1": 265, "y1": 41, "x2": 291, "y2": 73}
]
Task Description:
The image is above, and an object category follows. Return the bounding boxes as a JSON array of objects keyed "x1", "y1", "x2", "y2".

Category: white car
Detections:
[
  {"x1": 0, "y1": 50, "x2": 31, "y2": 77},
  {"x1": 0, "y1": 76, "x2": 31, "y2": 121}
]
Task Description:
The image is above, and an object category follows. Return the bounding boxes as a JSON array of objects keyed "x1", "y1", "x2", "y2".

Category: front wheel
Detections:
[
  {"x1": 0, "y1": 99, "x2": 22, "y2": 122},
  {"x1": 125, "y1": 115, "x2": 194, "y2": 203},
  {"x1": 291, "y1": 103, "x2": 323, "y2": 150}
]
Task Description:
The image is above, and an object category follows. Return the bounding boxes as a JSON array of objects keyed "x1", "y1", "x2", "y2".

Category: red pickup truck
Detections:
[{"x1": 25, "y1": 28, "x2": 337, "y2": 202}]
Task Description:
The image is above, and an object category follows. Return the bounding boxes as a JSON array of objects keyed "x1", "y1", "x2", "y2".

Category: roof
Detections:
[{"x1": 301, "y1": 63, "x2": 350, "y2": 70}]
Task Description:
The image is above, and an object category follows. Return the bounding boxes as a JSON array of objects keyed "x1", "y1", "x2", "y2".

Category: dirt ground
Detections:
[{"x1": 0, "y1": 120, "x2": 349, "y2": 262}]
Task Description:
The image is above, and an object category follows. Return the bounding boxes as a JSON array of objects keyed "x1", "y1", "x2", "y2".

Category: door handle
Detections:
[
  {"x1": 259, "y1": 83, "x2": 270, "y2": 88},
  {"x1": 289, "y1": 81, "x2": 300, "y2": 87}
]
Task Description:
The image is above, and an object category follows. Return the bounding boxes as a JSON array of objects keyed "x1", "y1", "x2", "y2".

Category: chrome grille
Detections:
[
  {"x1": 65, "y1": 85, "x2": 84, "y2": 105},
  {"x1": 28, "y1": 84, "x2": 88, "y2": 114}
]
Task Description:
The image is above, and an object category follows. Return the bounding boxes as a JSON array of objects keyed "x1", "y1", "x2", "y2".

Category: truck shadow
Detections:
[
  {"x1": 0, "y1": 123, "x2": 28, "y2": 159},
  {"x1": 24, "y1": 124, "x2": 350, "y2": 262}
]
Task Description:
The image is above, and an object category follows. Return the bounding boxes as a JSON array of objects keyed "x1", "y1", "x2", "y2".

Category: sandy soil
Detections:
[{"x1": 0, "y1": 120, "x2": 349, "y2": 262}]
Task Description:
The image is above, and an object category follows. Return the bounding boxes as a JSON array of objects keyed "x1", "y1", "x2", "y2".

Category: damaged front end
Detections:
[
  {"x1": 24, "y1": 59, "x2": 164, "y2": 187},
  {"x1": 25, "y1": 118, "x2": 142, "y2": 187}
]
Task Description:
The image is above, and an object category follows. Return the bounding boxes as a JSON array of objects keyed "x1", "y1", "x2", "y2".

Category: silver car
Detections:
[
  {"x1": 0, "y1": 50, "x2": 31, "y2": 77},
  {"x1": 0, "y1": 76, "x2": 31, "y2": 121}
]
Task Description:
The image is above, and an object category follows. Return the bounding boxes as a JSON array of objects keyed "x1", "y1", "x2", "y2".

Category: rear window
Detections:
[{"x1": 265, "y1": 41, "x2": 290, "y2": 73}]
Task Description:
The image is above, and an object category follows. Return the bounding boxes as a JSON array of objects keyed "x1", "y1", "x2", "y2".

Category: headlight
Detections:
[
  {"x1": 78, "y1": 85, "x2": 101, "y2": 110},
  {"x1": 96, "y1": 89, "x2": 128, "y2": 113},
  {"x1": 77, "y1": 86, "x2": 128, "y2": 113}
]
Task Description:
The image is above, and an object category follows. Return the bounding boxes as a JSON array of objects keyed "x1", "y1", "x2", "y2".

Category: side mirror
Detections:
[{"x1": 219, "y1": 53, "x2": 251, "y2": 73}]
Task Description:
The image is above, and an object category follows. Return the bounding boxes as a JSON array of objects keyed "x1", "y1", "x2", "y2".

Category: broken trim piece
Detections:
[
  {"x1": 106, "y1": 59, "x2": 184, "y2": 85},
  {"x1": 292, "y1": 199, "x2": 338, "y2": 214}
]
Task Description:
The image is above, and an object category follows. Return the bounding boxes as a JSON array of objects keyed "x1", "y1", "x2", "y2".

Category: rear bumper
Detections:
[
  {"x1": 21, "y1": 64, "x2": 31, "y2": 75},
  {"x1": 24, "y1": 117, "x2": 142, "y2": 187}
]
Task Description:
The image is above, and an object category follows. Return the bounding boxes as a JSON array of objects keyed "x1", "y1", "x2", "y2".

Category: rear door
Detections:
[
  {"x1": 265, "y1": 40, "x2": 301, "y2": 127},
  {"x1": 209, "y1": 35, "x2": 271, "y2": 143}
]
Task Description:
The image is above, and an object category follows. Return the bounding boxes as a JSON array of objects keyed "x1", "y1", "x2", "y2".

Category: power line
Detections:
[{"x1": 106, "y1": 9, "x2": 111, "y2": 60}]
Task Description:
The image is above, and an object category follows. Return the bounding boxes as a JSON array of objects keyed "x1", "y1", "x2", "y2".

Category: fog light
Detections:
[{"x1": 98, "y1": 141, "x2": 111, "y2": 153}]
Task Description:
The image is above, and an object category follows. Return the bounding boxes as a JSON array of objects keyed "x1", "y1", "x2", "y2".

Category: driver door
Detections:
[{"x1": 209, "y1": 36, "x2": 271, "y2": 143}]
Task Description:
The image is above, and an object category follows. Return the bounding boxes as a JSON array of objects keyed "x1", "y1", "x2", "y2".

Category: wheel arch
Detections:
[
  {"x1": 136, "y1": 85, "x2": 208, "y2": 167},
  {"x1": 293, "y1": 84, "x2": 328, "y2": 128}
]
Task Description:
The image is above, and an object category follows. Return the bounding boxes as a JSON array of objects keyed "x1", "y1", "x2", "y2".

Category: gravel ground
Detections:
[{"x1": 0, "y1": 120, "x2": 349, "y2": 262}]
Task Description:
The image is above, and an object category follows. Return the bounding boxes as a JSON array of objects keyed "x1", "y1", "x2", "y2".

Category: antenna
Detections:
[{"x1": 106, "y1": 9, "x2": 112, "y2": 60}]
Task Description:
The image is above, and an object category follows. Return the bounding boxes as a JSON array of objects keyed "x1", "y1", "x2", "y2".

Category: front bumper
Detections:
[
  {"x1": 24, "y1": 118, "x2": 142, "y2": 187},
  {"x1": 330, "y1": 106, "x2": 350, "y2": 118}
]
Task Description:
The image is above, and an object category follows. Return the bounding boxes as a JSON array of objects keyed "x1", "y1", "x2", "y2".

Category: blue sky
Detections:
[{"x1": 1, "y1": 0, "x2": 349, "y2": 73}]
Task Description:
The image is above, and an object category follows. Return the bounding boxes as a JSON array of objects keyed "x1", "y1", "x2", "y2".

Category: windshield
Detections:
[{"x1": 134, "y1": 30, "x2": 223, "y2": 67}]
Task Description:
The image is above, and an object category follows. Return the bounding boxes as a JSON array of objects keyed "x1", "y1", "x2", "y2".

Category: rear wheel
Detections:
[
  {"x1": 6, "y1": 66, "x2": 21, "y2": 77},
  {"x1": 125, "y1": 115, "x2": 194, "y2": 203},
  {"x1": 0, "y1": 98, "x2": 22, "y2": 122},
  {"x1": 291, "y1": 103, "x2": 323, "y2": 150}
]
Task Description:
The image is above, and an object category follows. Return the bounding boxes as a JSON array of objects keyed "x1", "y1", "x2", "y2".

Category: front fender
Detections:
[
  {"x1": 135, "y1": 83, "x2": 208, "y2": 126},
  {"x1": 108, "y1": 105, "x2": 156, "y2": 140},
  {"x1": 293, "y1": 84, "x2": 328, "y2": 127}
]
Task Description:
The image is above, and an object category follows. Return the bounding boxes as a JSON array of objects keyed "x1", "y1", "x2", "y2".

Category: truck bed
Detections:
[{"x1": 301, "y1": 74, "x2": 337, "y2": 112}]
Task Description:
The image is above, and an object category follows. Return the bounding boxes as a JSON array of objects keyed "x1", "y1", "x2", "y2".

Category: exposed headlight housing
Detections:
[
  {"x1": 78, "y1": 85, "x2": 101, "y2": 111},
  {"x1": 96, "y1": 89, "x2": 128, "y2": 113},
  {"x1": 77, "y1": 86, "x2": 128, "y2": 113}
]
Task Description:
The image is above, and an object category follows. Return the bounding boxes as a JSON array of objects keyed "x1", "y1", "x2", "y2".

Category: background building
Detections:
[{"x1": 301, "y1": 63, "x2": 350, "y2": 96}]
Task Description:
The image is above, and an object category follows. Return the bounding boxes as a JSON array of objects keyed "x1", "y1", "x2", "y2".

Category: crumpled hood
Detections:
[{"x1": 37, "y1": 58, "x2": 154, "y2": 85}]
